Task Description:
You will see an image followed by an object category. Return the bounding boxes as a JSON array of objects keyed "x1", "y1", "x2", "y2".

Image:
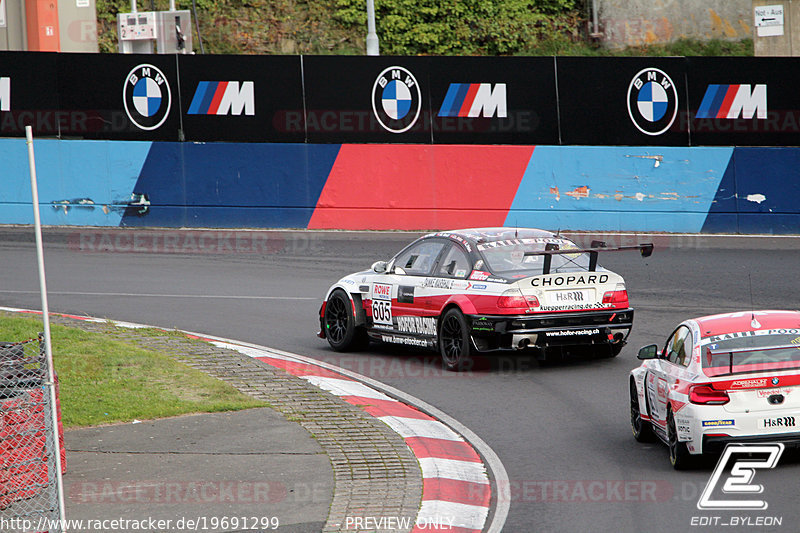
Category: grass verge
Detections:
[{"x1": 0, "y1": 314, "x2": 266, "y2": 428}]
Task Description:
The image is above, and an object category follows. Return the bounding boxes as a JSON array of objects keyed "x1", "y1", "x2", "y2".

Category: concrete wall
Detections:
[
  {"x1": 2, "y1": 139, "x2": 798, "y2": 234},
  {"x1": 599, "y1": 0, "x2": 752, "y2": 48}
]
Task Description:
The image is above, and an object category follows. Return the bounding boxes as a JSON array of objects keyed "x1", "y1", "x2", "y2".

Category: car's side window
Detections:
[
  {"x1": 393, "y1": 240, "x2": 446, "y2": 276},
  {"x1": 437, "y1": 245, "x2": 471, "y2": 278},
  {"x1": 665, "y1": 326, "x2": 692, "y2": 367}
]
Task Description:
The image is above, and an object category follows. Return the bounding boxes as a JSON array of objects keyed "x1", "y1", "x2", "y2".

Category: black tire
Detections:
[
  {"x1": 439, "y1": 308, "x2": 473, "y2": 372},
  {"x1": 323, "y1": 290, "x2": 369, "y2": 352},
  {"x1": 630, "y1": 380, "x2": 655, "y2": 442},
  {"x1": 667, "y1": 408, "x2": 694, "y2": 470},
  {"x1": 608, "y1": 342, "x2": 625, "y2": 357}
]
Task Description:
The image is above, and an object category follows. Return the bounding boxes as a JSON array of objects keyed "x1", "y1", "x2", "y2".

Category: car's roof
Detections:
[
  {"x1": 426, "y1": 227, "x2": 559, "y2": 244},
  {"x1": 694, "y1": 310, "x2": 800, "y2": 338}
]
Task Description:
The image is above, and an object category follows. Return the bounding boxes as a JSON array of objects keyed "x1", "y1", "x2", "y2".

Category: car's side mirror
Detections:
[
  {"x1": 637, "y1": 344, "x2": 659, "y2": 360},
  {"x1": 371, "y1": 261, "x2": 387, "y2": 273}
]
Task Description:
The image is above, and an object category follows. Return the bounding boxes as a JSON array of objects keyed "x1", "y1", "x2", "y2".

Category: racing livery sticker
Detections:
[
  {"x1": 123, "y1": 64, "x2": 172, "y2": 131},
  {"x1": 371, "y1": 283, "x2": 393, "y2": 327},
  {"x1": 371, "y1": 66, "x2": 422, "y2": 134},
  {"x1": 398, "y1": 285, "x2": 415, "y2": 303},
  {"x1": 397, "y1": 316, "x2": 436, "y2": 335},
  {"x1": 627, "y1": 67, "x2": 678, "y2": 136},
  {"x1": 701, "y1": 419, "x2": 735, "y2": 427}
]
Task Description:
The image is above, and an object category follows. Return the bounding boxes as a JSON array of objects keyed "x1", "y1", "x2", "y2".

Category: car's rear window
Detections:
[
  {"x1": 477, "y1": 238, "x2": 591, "y2": 275},
  {"x1": 702, "y1": 331, "x2": 800, "y2": 376}
]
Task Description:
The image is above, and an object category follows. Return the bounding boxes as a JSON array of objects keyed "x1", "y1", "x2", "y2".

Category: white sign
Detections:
[
  {"x1": 755, "y1": 5, "x2": 784, "y2": 37},
  {"x1": 0, "y1": 0, "x2": 7, "y2": 28}
]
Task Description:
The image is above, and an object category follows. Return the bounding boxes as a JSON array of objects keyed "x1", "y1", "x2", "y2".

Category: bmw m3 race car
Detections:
[
  {"x1": 318, "y1": 228, "x2": 652, "y2": 370},
  {"x1": 630, "y1": 310, "x2": 800, "y2": 469}
]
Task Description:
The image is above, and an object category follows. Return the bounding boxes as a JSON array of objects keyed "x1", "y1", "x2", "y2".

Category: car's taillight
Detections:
[
  {"x1": 602, "y1": 283, "x2": 629, "y2": 307},
  {"x1": 525, "y1": 295, "x2": 540, "y2": 308},
  {"x1": 498, "y1": 289, "x2": 529, "y2": 309},
  {"x1": 689, "y1": 384, "x2": 730, "y2": 405}
]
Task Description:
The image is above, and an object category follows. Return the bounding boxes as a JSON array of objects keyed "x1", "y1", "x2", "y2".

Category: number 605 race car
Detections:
[
  {"x1": 630, "y1": 310, "x2": 800, "y2": 469},
  {"x1": 318, "y1": 228, "x2": 652, "y2": 370}
]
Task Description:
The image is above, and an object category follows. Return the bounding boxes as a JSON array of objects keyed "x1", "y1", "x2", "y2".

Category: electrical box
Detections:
[
  {"x1": 117, "y1": 11, "x2": 156, "y2": 53},
  {"x1": 155, "y1": 10, "x2": 191, "y2": 54}
]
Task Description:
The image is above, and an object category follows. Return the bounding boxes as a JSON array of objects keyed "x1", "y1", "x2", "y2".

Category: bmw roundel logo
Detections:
[
  {"x1": 371, "y1": 66, "x2": 422, "y2": 134},
  {"x1": 772, "y1": 377, "x2": 780, "y2": 386},
  {"x1": 626, "y1": 67, "x2": 678, "y2": 136},
  {"x1": 123, "y1": 64, "x2": 172, "y2": 131}
]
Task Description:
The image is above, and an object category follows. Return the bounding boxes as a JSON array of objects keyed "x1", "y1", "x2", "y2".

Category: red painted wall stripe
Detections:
[{"x1": 308, "y1": 144, "x2": 534, "y2": 230}]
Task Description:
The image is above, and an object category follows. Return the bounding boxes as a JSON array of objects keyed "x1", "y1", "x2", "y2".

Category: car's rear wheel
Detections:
[
  {"x1": 667, "y1": 408, "x2": 693, "y2": 470},
  {"x1": 439, "y1": 308, "x2": 472, "y2": 372},
  {"x1": 324, "y1": 289, "x2": 368, "y2": 352},
  {"x1": 630, "y1": 380, "x2": 655, "y2": 442}
]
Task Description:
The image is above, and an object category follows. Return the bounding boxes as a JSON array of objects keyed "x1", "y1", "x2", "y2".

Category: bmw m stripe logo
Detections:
[
  {"x1": 627, "y1": 68, "x2": 677, "y2": 136},
  {"x1": 372, "y1": 66, "x2": 422, "y2": 134},
  {"x1": 123, "y1": 64, "x2": 172, "y2": 131}
]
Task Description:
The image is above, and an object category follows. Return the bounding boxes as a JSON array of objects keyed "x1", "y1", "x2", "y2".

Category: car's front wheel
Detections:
[
  {"x1": 630, "y1": 380, "x2": 655, "y2": 442},
  {"x1": 324, "y1": 289, "x2": 369, "y2": 352},
  {"x1": 667, "y1": 408, "x2": 693, "y2": 470},
  {"x1": 439, "y1": 308, "x2": 472, "y2": 372}
]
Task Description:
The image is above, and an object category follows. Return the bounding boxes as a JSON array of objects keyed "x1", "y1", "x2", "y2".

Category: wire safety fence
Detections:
[{"x1": 0, "y1": 336, "x2": 64, "y2": 533}]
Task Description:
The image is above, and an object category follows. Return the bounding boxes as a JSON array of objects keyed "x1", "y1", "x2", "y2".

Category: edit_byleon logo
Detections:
[
  {"x1": 627, "y1": 67, "x2": 678, "y2": 136},
  {"x1": 697, "y1": 443, "x2": 784, "y2": 510},
  {"x1": 371, "y1": 66, "x2": 421, "y2": 133},
  {"x1": 123, "y1": 64, "x2": 172, "y2": 131}
]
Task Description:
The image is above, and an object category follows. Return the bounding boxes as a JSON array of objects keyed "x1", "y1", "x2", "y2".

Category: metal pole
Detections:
[
  {"x1": 26, "y1": 125, "x2": 67, "y2": 531},
  {"x1": 366, "y1": 0, "x2": 379, "y2": 55},
  {"x1": 131, "y1": 0, "x2": 137, "y2": 13},
  {"x1": 591, "y1": 0, "x2": 599, "y2": 36}
]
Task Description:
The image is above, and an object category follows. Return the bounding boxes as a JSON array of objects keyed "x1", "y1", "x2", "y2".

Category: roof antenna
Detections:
[
  {"x1": 555, "y1": 228, "x2": 561, "y2": 237},
  {"x1": 514, "y1": 221, "x2": 518, "y2": 239},
  {"x1": 749, "y1": 273, "x2": 760, "y2": 329}
]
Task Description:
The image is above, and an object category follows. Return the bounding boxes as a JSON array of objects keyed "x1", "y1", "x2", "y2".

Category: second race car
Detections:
[
  {"x1": 630, "y1": 310, "x2": 800, "y2": 469},
  {"x1": 318, "y1": 228, "x2": 652, "y2": 370}
]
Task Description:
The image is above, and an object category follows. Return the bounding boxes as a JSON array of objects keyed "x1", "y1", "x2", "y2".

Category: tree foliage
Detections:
[{"x1": 330, "y1": 0, "x2": 580, "y2": 55}]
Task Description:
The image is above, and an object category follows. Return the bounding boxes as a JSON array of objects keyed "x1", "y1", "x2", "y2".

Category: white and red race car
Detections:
[
  {"x1": 630, "y1": 310, "x2": 800, "y2": 469},
  {"x1": 318, "y1": 228, "x2": 652, "y2": 370}
]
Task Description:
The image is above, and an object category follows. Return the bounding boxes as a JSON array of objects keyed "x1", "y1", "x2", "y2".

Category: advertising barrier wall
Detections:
[
  {"x1": 3, "y1": 51, "x2": 800, "y2": 146},
  {"x1": 1, "y1": 139, "x2": 798, "y2": 234}
]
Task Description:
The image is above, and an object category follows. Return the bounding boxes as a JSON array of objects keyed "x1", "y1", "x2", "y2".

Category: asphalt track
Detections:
[{"x1": 2, "y1": 228, "x2": 800, "y2": 533}]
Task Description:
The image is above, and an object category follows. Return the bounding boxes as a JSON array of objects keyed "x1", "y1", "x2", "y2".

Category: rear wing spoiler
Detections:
[
  {"x1": 523, "y1": 241, "x2": 653, "y2": 275},
  {"x1": 706, "y1": 343, "x2": 799, "y2": 376}
]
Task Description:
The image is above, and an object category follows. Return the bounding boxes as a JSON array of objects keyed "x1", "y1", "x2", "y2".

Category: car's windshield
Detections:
[
  {"x1": 702, "y1": 332, "x2": 800, "y2": 377},
  {"x1": 477, "y1": 238, "x2": 592, "y2": 275}
]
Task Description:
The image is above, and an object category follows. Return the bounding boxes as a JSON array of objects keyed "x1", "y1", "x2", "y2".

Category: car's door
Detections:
[
  {"x1": 369, "y1": 238, "x2": 448, "y2": 334},
  {"x1": 646, "y1": 325, "x2": 693, "y2": 428}
]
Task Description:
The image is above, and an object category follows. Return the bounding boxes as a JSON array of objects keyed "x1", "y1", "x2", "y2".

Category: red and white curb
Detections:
[{"x1": 1, "y1": 307, "x2": 509, "y2": 533}]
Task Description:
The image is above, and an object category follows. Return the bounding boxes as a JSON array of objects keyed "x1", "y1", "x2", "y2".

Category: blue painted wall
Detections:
[{"x1": 1, "y1": 138, "x2": 798, "y2": 233}]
